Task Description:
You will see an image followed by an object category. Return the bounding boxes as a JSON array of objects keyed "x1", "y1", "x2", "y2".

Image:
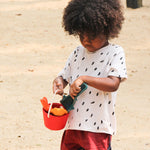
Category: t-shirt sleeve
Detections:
[
  {"x1": 107, "y1": 47, "x2": 127, "y2": 81},
  {"x1": 58, "y1": 50, "x2": 74, "y2": 83}
]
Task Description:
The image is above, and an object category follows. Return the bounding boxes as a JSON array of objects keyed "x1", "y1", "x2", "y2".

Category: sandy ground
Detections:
[{"x1": 0, "y1": 0, "x2": 150, "y2": 149}]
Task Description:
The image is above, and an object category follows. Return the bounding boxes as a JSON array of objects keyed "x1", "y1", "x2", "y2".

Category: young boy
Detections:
[{"x1": 53, "y1": 0, "x2": 127, "y2": 149}]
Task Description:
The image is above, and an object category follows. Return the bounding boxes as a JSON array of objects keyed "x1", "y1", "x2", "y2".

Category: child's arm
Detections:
[
  {"x1": 70, "y1": 76, "x2": 121, "y2": 99},
  {"x1": 53, "y1": 76, "x2": 68, "y2": 95}
]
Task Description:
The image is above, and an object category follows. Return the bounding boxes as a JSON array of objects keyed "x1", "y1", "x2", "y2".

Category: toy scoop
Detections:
[{"x1": 60, "y1": 83, "x2": 88, "y2": 112}]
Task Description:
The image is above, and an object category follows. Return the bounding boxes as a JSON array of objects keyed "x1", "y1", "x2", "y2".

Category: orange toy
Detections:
[
  {"x1": 40, "y1": 97, "x2": 49, "y2": 112},
  {"x1": 51, "y1": 107, "x2": 68, "y2": 116},
  {"x1": 40, "y1": 97, "x2": 68, "y2": 116}
]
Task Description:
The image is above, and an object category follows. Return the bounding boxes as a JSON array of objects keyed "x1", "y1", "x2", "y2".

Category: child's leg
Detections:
[
  {"x1": 79, "y1": 131, "x2": 112, "y2": 150},
  {"x1": 61, "y1": 130, "x2": 81, "y2": 150},
  {"x1": 61, "y1": 130, "x2": 112, "y2": 150}
]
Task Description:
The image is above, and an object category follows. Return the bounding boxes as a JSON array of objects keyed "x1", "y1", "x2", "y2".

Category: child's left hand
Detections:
[{"x1": 69, "y1": 77, "x2": 83, "y2": 99}]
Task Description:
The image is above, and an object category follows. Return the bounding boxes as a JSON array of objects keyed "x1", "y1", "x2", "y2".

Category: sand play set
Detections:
[{"x1": 40, "y1": 83, "x2": 88, "y2": 130}]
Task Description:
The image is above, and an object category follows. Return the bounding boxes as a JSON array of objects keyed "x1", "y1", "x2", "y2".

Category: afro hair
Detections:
[{"x1": 62, "y1": 0, "x2": 124, "y2": 40}]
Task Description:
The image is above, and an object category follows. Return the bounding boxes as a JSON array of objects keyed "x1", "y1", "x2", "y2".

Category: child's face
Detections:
[{"x1": 79, "y1": 34, "x2": 108, "y2": 52}]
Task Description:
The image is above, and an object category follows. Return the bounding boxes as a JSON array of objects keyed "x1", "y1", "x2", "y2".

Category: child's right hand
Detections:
[
  {"x1": 69, "y1": 77, "x2": 83, "y2": 99},
  {"x1": 53, "y1": 76, "x2": 67, "y2": 95}
]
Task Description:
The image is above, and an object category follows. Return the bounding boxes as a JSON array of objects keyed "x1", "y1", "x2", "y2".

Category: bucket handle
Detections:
[{"x1": 47, "y1": 90, "x2": 58, "y2": 118}]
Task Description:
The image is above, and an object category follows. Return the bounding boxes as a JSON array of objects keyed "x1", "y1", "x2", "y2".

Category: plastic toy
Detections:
[{"x1": 60, "y1": 83, "x2": 88, "y2": 112}]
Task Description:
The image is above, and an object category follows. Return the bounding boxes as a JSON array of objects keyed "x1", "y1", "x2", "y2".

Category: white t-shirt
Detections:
[{"x1": 58, "y1": 43, "x2": 127, "y2": 135}]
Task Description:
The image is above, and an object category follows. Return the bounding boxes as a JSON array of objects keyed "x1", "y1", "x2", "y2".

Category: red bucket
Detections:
[{"x1": 42, "y1": 103, "x2": 69, "y2": 130}]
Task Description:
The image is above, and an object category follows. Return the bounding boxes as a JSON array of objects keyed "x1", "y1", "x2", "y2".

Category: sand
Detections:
[{"x1": 0, "y1": 0, "x2": 150, "y2": 149}]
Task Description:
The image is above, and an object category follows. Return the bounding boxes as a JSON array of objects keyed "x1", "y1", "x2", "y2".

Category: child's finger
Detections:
[
  {"x1": 70, "y1": 90, "x2": 76, "y2": 99},
  {"x1": 70, "y1": 95, "x2": 75, "y2": 100},
  {"x1": 70, "y1": 87, "x2": 80, "y2": 99},
  {"x1": 56, "y1": 89, "x2": 64, "y2": 95},
  {"x1": 53, "y1": 81, "x2": 63, "y2": 94},
  {"x1": 74, "y1": 86, "x2": 81, "y2": 94}
]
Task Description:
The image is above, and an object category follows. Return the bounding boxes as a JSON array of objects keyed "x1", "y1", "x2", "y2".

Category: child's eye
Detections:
[{"x1": 79, "y1": 35, "x2": 91, "y2": 43}]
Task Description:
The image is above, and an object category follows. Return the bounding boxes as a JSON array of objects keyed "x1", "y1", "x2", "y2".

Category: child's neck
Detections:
[{"x1": 90, "y1": 40, "x2": 109, "y2": 52}]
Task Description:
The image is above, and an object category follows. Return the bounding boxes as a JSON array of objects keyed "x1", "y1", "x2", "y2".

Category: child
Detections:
[{"x1": 53, "y1": 0, "x2": 127, "y2": 149}]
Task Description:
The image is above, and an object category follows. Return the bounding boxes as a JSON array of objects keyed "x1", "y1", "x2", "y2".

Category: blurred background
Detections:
[{"x1": 0, "y1": 0, "x2": 150, "y2": 149}]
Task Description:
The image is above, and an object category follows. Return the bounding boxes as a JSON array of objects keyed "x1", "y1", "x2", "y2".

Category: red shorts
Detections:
[{"x1": 61, "y1": 130, "x2": 112, "y2": 150}]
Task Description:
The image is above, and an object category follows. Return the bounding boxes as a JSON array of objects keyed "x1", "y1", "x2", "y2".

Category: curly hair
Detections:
[{"x1": 62, "y1": 0, "x2": 124, "y2": 40}]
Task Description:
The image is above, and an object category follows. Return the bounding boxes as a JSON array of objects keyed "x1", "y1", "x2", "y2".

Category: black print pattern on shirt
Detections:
[
  {"x1": 90, "y1": 114, "x2": 93, "y2": 117},
  {"x1": 91, "y1": 101, "x2": 95, "y2": 104},
  {"x1": 113, "y1": 53, "x2": 117, "y2": 57},
  {"x1": 91, "y1": 62, "x2": 95, "y2": 65},
  {"x1": 82, "y1": 57, "x2": 85, "y2": 60},
  {"x1": 96, "y1": 92, "x2": 99, "y2": 96},
  {"x1": 85, "y1": 68, "x2": 88, "y2": 72},
  {"x1": 82, "y1": 102, "x2": 85, "y2": 105},
  {"x1": 62, "y1": 44, "x2": 127, "y2": 134},
  {"x1": 100, "y1": 60, "x2": 104, "y2": 63},
  {"x1": 86, "y1": 108, "x2": 89, "y2": 112},
  {"x1": 98, "y1": 72, "x2": 101, "y2": 76}
]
